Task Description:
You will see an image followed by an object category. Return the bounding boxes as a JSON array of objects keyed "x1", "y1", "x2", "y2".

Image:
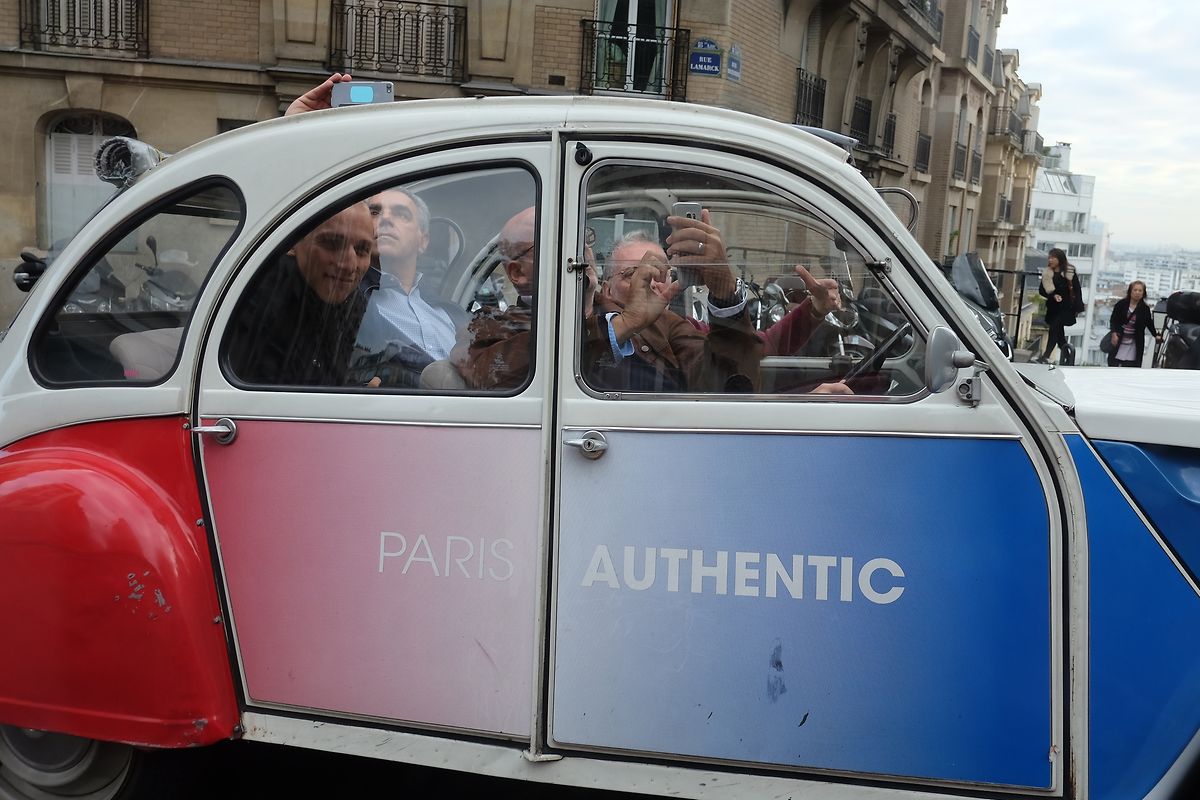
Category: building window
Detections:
[
  {"x1": 45, "y1": 113, "x2": 136, "y2": 247},
  {"x1": 330, "y1": 0, "x2": 467, "y2": 82},
  {"x1": 20, "y1": 0, "x2": 148, "y2": 56},
  {"x1": 1068, "y1": 243, "x2": 1094, "y2": 259},
  {"x1": 581, "y1": 0, "x2": 687, "y2": 99},
  {"x1": 1033, "y1": 208, "x2": 1053, "y2": 225}
]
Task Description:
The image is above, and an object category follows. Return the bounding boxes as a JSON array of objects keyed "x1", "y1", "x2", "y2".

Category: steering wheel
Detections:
[{"x1": 842, "y1": 322, "x2": 913, "y2": 382}]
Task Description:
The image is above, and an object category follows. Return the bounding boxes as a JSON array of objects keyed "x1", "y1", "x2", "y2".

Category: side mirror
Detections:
[
  {"x1": 14, "y1": 250, "x2": 47, "y2": 293},
  {"x1": 925, "y1": 326, "x2": 976, "y2": 394}
]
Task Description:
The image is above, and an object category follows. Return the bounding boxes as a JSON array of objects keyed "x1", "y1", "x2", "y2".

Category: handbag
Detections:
[{"x1": 1098, "y1": 331, "x2": 1116, "y2": 354}]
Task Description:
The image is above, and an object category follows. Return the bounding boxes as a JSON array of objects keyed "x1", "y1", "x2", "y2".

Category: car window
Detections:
[
  {"x1": 578, "y1": 162, "x2": 924, "y2": 398},
  {"x1": 221, "y1": 165, "x2": 538, "y2": 393},
  {"x1": 30, "y1": 184, "x2": 242, "y2": 385}
]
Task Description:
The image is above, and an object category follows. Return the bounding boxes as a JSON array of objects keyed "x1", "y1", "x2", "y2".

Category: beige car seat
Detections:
[{"x1": 108, "y1": 327, "x2": 185, "y2": 381}]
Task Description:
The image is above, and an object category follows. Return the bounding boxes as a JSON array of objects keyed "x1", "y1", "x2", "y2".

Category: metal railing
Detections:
[
  {"x1": 850, "y1": 96, "x2": 872, "y2": 143},
  {"x1": 989, "y1": 105, "x2": 1022, "y2": 143},
  {"x1": 982, "y1": 46, "x2": 994, "y2": 81},
  {"x1": 966, "y1": 26, "x2": 979, "y2": 64},
  {"x1": 881, "y1": 113, "x2": 896, "y2": 158},
  {"x1": 997, "y1": 195, "x2": 1011, "y2": 222},
  {"x1": 915, "y1": 132, "x2": 932, "y2": 173},
  {"x1": 907, "y1": 0, "x2": 944, "y2": 40},
  {"x1": 970, "y1": 150, "x2": 982, "y2": 184},
  {"x1": 580, "y1": 18, "x2": 689, "y2": 99},
  {"x1": 953, "y1": 142, "x2": 967, "y2": 180},
  {"x1": 20, "y1": 0, "x2": 148, "y2": 56},
  {"x1": 330, "y1": 1, "x2": 466, "y2": 81},
  {"x1": 794, "y1": 68, "x2": 826, "y2": 127},
  {"x1": 1022, "y1": 129, "x2": 1044, "y2": 157}
]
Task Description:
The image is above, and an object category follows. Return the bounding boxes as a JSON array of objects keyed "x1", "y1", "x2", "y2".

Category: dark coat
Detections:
[
  {"x1": 224, "y1": 254, "x2": 367, "y2": 387},
  {"x1": 1040, "y1": 269, "x2": 1083, "y2": 327},
  {"x1": 1108, "y1": 297, "x2": 1158, "y2": 366}
]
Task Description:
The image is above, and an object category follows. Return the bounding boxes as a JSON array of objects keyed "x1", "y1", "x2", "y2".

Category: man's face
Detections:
[
  {"x1": 369, "y1": 189, "x2": 427, "y2": 267},
  {"x1": 291, "y1": 203, "x2": 374, "y2": 304},
  {"x1": 607, "y1": 240, "x2": 668, "y2": 306}
]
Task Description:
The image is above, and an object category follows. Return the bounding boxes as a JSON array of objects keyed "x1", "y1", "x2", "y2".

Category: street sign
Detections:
[{"x1": 689, "y1": 38, "x2": 722, "y2": 77}]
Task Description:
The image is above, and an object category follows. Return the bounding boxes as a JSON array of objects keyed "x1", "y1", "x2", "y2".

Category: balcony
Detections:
[
  {"x1": 881, "y1": 113, "x2": 896, "y2": 158},
  {"x1": 330, "y1": 1, "x2": 466, "y2": 82},
  {"x1": 982, "y1": 46, "x2": 994, "y2": 82},
  {"x1": 906, "y1": 0, "x2": 944, "y2": 43},
  {"x1": 850, "y1": 96, "x2": 872, "y2": 143},
  {"x1": 794, "y1": 68, "x2": 827, "y2": 128},
  {"x1": 1022, "y1": 129, "x2": 1044, "y2": 158},
  {"x1": 989, "y1": 105, "x2": 1022, "y2": 144},
  {"x1": 970, "y1": 150, "x2": 982, "y2": 184},
  {"x1": 580, "y1": 18, "x2": 689, "y2": 100},
  {"x1": 966, "y1": 26, "x2": 979, "y2": 65},
  {"x1": 19, "y1": 0, "x2": 148, "y2": 56},
  {"x1": 953, "y1": 142, "x2": 967, "y2": 180},
  {"x1": 915, "y1": 132, "x2": 932, "y2": 173},
  {"x1": 997, "y1": 195, "x2": 1012, "y2": 222}
]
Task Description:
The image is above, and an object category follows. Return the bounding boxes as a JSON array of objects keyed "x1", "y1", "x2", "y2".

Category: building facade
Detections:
[{"x1": 1, "y1": 0, "x2": 1042, "y2": 324}]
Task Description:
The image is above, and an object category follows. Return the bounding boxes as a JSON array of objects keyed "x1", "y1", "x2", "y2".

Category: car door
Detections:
[
  {"x1": 549, "y1": 142, "x2": 1065, "y2": 791},
  {"x1": 195, "y1": 144, "x2": 552, "y2": 740}
]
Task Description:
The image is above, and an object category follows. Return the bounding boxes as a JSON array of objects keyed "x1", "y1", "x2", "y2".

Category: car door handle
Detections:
[
  {"x1": 564, "y1": 430, "x2": 608, "y2": 460},
  {"x1": 191, "y1": 417, "x2": 238, "y2": 445}
]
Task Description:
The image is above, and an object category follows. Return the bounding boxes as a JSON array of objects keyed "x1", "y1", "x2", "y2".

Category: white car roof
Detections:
[{"x1": 1058, "y1": 367, "x2": 1200, "y2": 450}]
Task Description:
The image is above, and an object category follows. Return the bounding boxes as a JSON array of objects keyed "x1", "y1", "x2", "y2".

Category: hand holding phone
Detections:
[{"x1": 331, "y1": 81, "x2": 394, "y2": 107}]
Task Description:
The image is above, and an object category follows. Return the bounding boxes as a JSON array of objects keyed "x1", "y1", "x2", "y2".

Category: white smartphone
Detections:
[
  {"x1": 671, "y1": 201, "x2": 703, "y2": 220},
  {"x1": 331, "y1": 81, "x2": 394, "y2": 107}
]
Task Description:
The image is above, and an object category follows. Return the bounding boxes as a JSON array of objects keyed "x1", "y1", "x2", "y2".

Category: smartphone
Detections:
[
  {"x1": 331, "y1": 81, "x2": 394, "y2": 107},
  {"x1": 671, "y1": 201, "x2": 702, "y2": 221}
]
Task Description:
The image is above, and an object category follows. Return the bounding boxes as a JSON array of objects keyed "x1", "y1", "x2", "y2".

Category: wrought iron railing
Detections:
[
  {"x1": 982, "y1": 46, "x2": 994, "y2": 81},
  {"x1": 1022, "y1": 129, "x2": 1044, "y2": 157},
  {"x1": 970, "y1": 150, "x2": 982, "y2": 184},
  {"x1": 850, "y1": 96, "x2": 872, "y2": 143},
  {"x1": 580, "y1": 18, "x2": 689, "y2": 99},
  {"x1": 794, "y1": 68, "x2": 826, "y2": 127},
  {"x1": 997, "y1": 195, "x2": 1012, "y2": 222},
  {"x1": 881, "y1": 113, "x2": 896, "y2": 158},
  {"x1": 329, "y1": 1, "x2": 466, "y2": 82},
  {"x1": 915, "y1": 132, "x2": 932, "y2": 173},
  {"x1": 953, "y1": 142, "x2": 967, "y2": 180},
  {"x1": 907, "y1": 0, "x2": 944, "y2": 40},
  {"x1": 966, "y1": 25, "x2": 979, "y2": 64},
  {"x1": 20, "y1": 0, "x2": 148, "y2": 56},
  {"x1": 989, "y1": 105, "x2": 1022, "y2": 143}
]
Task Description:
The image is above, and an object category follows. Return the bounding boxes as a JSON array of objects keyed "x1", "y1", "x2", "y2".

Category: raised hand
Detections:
[
  {"x1": 665, "y1": 209, "x2": 735, "y2": 300},
  {"x1": 611, "y1": 253, "x2": 681, "y2": 344},
  {"x1": 285, "y1": 73, "x2": 353, "y2": 117},
  {"x1": 794, "y1": 264, "x2": 842, "y2": 317}
]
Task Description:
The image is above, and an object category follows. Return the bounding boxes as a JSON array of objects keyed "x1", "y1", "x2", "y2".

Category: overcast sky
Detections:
[{"x1": 996, "y1": 0, "x2": 1200, "y2": 251}]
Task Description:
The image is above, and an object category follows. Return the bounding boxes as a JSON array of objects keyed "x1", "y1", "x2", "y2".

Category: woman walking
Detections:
[
  {"x1": 1036, "y1": 248, "x2": 1083, "y2": 364},
  {"x1": 1107, "y1": 279, "x2": 1160, "y2": 367}
]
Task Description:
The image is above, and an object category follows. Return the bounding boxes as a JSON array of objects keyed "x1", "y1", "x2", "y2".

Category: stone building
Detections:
[{"x1": 0, "y1": 0, "x2": 1042, "y2": 323}]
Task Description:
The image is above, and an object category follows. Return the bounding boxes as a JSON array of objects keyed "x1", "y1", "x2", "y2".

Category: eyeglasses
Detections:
[{"x1": 509, "y1": 242, "x2": 535, "y2": 262}]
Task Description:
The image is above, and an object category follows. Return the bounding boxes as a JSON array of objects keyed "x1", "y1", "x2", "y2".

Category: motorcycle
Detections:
[{"x1": 1153, "y1": 290, "x2": 1200, "y2": 369}]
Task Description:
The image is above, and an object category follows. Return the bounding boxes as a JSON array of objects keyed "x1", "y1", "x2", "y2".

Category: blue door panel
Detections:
[
  {"x1": 553, "y1": 433, "x2": 1052, "y2": 787},
  {"x1": 1066, "y1": 435, "x2": 1200, "y2": 799}
]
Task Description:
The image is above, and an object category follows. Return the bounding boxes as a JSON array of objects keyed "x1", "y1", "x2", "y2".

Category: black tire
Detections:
[{"x1": 0, "y1": 726, "x2": 139, "y2": 800}]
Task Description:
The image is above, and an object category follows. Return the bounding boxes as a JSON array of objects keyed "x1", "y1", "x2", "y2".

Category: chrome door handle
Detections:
[
  {"x1": 191, "y1": 417, "x2": 238, "y2": 445},
  {"x1": 564, "y1": 430, "x2": 608, "y2": 460}
]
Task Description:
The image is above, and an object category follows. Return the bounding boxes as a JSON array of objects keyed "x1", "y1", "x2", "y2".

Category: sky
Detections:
[{"x1": 996, "y1": 0, "x2": 1200, "y2": 251}]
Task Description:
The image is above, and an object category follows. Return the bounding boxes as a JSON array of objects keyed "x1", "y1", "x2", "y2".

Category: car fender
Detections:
[{"x1": 0, "y1": 417, "x2": 238, "y2": 746}]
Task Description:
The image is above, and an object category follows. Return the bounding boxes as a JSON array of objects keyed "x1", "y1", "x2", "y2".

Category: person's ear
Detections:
[
  {"x1": 417, "y1": 230, "x2": 429, "y2": 255},
  {"x1": 504, "y1": 260, "x2": 523, "y2": 284}
]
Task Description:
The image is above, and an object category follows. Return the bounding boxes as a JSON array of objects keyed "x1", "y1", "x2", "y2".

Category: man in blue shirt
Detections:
[{"x1": 351, "y1": 187, "x2": 465, "y2": 387}]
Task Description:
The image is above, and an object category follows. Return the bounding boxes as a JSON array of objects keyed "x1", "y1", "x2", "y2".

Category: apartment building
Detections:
[{"x1": 0, "y1": 0, "x2": 1041, "y2": 322}]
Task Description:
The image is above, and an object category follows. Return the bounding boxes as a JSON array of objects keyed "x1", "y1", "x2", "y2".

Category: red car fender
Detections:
[{"x1": 0, "y1": 417, "x2": 238, "y2": 746}]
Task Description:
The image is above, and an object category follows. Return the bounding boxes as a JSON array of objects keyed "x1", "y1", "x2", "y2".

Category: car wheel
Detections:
[{"x1": 0, "y1": 726, "x2": 137, "y2": 800}]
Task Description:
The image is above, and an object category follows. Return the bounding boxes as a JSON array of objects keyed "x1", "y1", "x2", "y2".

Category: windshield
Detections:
[{"x1": 950, "y1": 252, "x2": 999, "y2": 311}]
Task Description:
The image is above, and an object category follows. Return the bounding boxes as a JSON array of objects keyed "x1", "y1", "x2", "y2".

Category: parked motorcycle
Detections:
[{"x1": 1153, "y1": 290, "x2": 1200, "y2": 369}]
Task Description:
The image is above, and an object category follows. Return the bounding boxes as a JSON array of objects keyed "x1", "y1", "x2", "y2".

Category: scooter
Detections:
[
  {"x1": 132, "y1": 235, "x2": 200, "y2": 313},
  {"x1": 1154, "y1": 290, "x2": 1200, "y2": 369}
]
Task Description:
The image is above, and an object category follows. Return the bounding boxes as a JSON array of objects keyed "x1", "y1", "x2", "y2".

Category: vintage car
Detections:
[{"x1": 1, "y1": 96, "x2": 1198, "y2": 800}]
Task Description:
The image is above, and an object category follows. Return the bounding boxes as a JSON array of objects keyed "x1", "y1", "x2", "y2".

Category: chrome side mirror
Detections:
[{"x1": 925, "y1": 326, "x2": 976, "y2": 394}]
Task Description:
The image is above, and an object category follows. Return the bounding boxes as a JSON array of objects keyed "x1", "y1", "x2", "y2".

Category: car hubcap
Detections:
[{"x1": 0, "y1": 726, "x2": 133, "y2": 799}]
